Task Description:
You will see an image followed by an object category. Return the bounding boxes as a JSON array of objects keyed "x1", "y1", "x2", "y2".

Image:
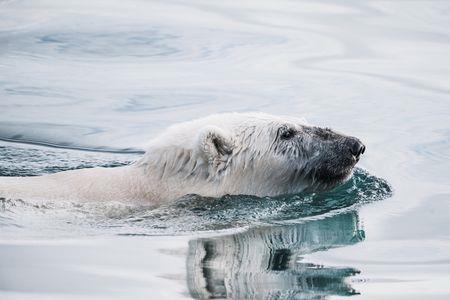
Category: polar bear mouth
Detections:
[{"x1": 306, "y1": 162, "x2": 356, "y2": 191}]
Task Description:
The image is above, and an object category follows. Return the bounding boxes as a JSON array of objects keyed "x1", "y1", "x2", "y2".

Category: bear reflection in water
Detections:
[{"x1": 187, "y1": 212, "x2": 363, "y2": 299}]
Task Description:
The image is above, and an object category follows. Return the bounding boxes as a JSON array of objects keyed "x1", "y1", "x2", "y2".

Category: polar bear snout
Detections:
[{"x1": 346, "y1": 137, "x2": 365, "y2": 160}]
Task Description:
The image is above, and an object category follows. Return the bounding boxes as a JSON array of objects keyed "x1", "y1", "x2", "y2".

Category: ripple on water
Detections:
[
  {"x1": 117, "y1": 168, "x2": 391, "y2": 233},
  {"x1": 0, "y1": 143, "x2": 139, "y2": 177},
  {"x1": 36, "y1": 30, "x2": 181, "y2": 58},
  {"x1": 0, "y1": 27, "x2": 286, "y2": 62}
]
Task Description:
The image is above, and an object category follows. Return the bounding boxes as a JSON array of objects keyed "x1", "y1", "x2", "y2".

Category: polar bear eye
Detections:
[{"x1": 280, "y1": 127, "x2": 296, "y2": 140}]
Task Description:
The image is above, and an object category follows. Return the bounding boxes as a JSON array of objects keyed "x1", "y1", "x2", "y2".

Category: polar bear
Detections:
[{"x1": 0, "y1": 112, "x2": 365, "y2": 203}]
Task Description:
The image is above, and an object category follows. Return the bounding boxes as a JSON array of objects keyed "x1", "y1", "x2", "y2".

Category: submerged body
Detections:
[{"x1": 0, "y1": 113, "x2": 365, "y2": 203}]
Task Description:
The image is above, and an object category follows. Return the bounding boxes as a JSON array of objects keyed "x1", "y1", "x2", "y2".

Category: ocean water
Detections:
[{"x1": 0, "y1": 1, "x2": 449, "y2": 299}]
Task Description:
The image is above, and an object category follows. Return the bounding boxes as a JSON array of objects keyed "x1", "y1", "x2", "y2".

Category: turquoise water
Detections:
[{"x1": 1, "y1": 1, "x2": 450, "y2": 299}]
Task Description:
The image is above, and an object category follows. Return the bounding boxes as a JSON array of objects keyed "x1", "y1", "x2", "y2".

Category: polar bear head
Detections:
[{"x1": 139, "y1": 112, "x2": 365, "y2": 198}]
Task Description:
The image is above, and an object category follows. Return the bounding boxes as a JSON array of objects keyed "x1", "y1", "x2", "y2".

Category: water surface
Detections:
[{"x1": 1, "y1": 1, "x2": 450, "y2": 299}]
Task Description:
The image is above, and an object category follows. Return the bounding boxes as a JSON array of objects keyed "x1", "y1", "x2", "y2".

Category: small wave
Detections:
[{"x1": 115, "y1": 168, "x2": 392, "y2": 232}]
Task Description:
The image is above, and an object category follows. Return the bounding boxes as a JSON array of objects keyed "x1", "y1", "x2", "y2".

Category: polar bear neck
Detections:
[{"x1": 134, "y1": 137, "x2": 287, "y2": 200}]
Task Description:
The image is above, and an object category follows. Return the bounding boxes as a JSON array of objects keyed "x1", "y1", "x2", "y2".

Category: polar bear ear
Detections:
[{"x1": 195, "y1": 125, "x2": 234, "y2": 174}]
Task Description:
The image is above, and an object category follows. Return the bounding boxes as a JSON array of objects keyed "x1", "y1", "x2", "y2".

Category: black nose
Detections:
[{"x1": 348, "y1": 138, "x2": 365, "y2": 158}]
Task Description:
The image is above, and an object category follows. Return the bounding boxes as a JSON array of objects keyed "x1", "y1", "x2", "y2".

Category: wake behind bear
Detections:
[{"x1": 0, "y1": 113, "x2": 365, "y2": 203}]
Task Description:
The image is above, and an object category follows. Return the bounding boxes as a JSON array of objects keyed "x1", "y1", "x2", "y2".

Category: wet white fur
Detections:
[{"x1": 0, "y1": 113, "x2": 310, "y2": 203}]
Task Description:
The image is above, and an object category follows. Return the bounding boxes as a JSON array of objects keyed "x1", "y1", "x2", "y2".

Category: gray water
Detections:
[{"x1": 0, "y1": 1, "x2": 449, "y2": 299}]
